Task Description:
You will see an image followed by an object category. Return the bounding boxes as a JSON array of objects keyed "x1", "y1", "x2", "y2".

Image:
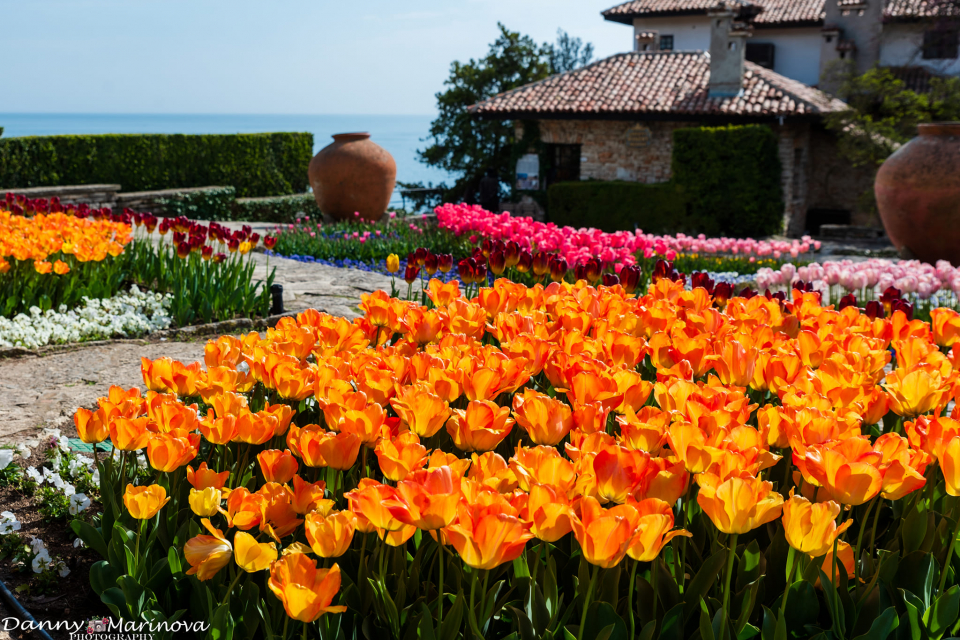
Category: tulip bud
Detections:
[
  {"x1": 532, "y1": 252, "x2": 551, "y2": 277},
  {"x1": 404, "y1": 263, "x2": 420, "y2": 284},
  {"x1": 488, "y1": 250, "x2": 506, "y2": 276},
  {"x1": 602, "y1": 273, "x2": 620, "y2": 287},
  {"x1": 516, "y1": 251, "x2": 532, "y2": 274},
  {"x1": 504, "y1": 241, "x2": 521, "y2": 268},
  {"x1": 619, "y1": 265, "x2": 641, "y2": 294},
  {"x1": 424, "y1": 252, "x2": 438, "y2": 275},
  {"x1": 437, "y1": 253, "x2": 454, "y2": 273},
  {"x1": 549, "y1": 257, "x2": 568, "y2": 282}
]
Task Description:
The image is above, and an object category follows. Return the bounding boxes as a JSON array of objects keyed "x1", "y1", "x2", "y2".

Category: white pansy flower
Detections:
[
  {"x1": 0, "y1": 511, "x2": 20, "y2": 535},
  {"x1": 91, "y1": 467, "x2": 101, "y2": 488},
  {"x1": 30, "y1": 537, "x2": 46, "y2": 555},
  {"x1": 73, "y1": 538, "x2": 85, "y2": 548},
  {"x1": 16, "y1": 444, "x2": 30, "y2": 460},
  {"x1": 68, "y1": 493, "x2": 90, "y2": 515},
  {"x1": 25, "y1": 466, "x2": 42, "y2": 484},
  {"x1": 32, "y1": 548, "x2": 51, "y2": 574},
  {"x1": 58, "y1": 563, "x2": 70, "y2": 578},
  {"x1": 0, "y1": 449, "x2": 13, "y2": 469}
]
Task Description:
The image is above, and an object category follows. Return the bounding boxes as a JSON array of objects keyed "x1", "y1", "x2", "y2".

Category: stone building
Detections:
[{"x1": 470, "y1": 2, "x2": 877, "y2": 237}]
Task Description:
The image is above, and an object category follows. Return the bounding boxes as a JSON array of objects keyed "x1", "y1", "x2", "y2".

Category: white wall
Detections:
[
  {"x1": 880, "y1": 23, "x2": 960, "y2": 76},
  {"x1": 630, "y1": 17, "x2": 822, "y2": 86}
]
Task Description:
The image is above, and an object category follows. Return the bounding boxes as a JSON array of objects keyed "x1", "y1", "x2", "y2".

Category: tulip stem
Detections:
[
  {"x1": 219, "y1": 569, "x2": 244, "y2": 607},
  {"x1": 651, "y1": 557, "x2": 659, "y2": 621},
  {"x1": 779, "y1": 546, "x2": 797, "y2": 619},
  {"x1": 577, "y1": 564, "x2": 599, "y2": 640},
  {"x1": 133, "y1": 519, "x2": 144, "y2": 577},
  {"x1": 854, "y1": 498, "x2": 877, "y2": 597},
  {"x1": 869, "y1": 495, "x2": 883, "y2": 559},
  {"x1": 468, "y1": 569, "x2": 482, "y2": 639},
  {"x1": 302, "y1": 621, "x2": 308, "y2": 640},
  {"x1": 627, "y1": 560, "x2": 638, "y2": 640},
  {"x1": 437, "y1": 531, "x2": 445, "y2": 627},
  {"x1": 721, "y1": 534, "x2": 738, "y2": 640},
  {"x1": 938, "y1": 507, "x2": 960, "y2": 595},
  {"x1": 118, "y1": 450, "x2": 127, "y2": 491}
]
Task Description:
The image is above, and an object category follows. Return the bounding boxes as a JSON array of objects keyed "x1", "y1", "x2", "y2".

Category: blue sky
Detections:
[{"x1": 1, "y1": 0, "x2": 626, "y2": 115}]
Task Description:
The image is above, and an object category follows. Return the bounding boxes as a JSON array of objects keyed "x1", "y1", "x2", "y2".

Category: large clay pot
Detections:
[
  {"x1": 876, "y1": 123, "x2": 960, "y2": 265},
  {"x1": 308, "y1": 133, "x2": 396, "y2": 222}
]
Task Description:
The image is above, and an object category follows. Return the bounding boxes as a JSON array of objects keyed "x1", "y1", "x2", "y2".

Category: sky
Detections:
[{"x1": 0, "y1": 0, "x2": 627, "y2": 115}]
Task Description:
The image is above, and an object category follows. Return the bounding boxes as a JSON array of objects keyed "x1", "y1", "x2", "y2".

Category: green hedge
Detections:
[
  {"x1": 0, "y1": 132, "x2": 313, "y2": 198},
  {"x1": 233, "y1": 194, "x2": 322, "y2": 223},
  {"x1": 156, "y1": 187, "x2": 237, "y2": 221},
  {"x1": 672, "y1": 125, "x2": 783, "y2": 238},
  {"x1": 547, "y1": 181, "x2": 689, "y2": 233}
]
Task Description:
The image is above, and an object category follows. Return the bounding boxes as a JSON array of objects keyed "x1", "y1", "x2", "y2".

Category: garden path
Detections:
[{"x1": 0, "y1": 252, "x2": 413, "y2": 447}]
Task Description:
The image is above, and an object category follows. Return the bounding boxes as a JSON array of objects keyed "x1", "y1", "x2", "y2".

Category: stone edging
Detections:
[{"x1": 0, "y1": 312, "x2": 299, "y2": 360}]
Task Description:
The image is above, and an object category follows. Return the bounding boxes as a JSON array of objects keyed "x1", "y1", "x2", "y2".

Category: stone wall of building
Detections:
[
  {"x1": 807, "y1": 127, "x2": 880, "y2": 228},
  {"x1": 775, "y1": 122, "x2": 812, "y2": 237},
  {"x1": 529, "y1": 120, "x2": 689, "y2": 183}
]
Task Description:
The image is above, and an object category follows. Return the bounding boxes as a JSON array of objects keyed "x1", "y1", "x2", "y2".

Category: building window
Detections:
[
  {"x1": 660, "y1": 35, "x2": 674, "y2": 51},
  {"x1": 746, "y1": 43, "x2": 776, "y2": 69},
  {"x1": 923, "y1": 28, "x2": 959, "y2": 59},
  {"x1": 544, "y1": 144, "x2": 581, "y2": 187}
]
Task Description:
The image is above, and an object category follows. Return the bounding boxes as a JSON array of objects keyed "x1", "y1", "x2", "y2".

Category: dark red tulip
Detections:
[
  {"x1": 838, "y1": 293, "x2": 857, "y2": 311},
  {"x1": 532, "y1": 252, "x2": 551, "y2": 278},
  {"x1": 516, "y1": 251, "x2": 532, "y2": 274},
  {"x1": 488, "y1": 250, "x2": 506, "y2": 276},
  {"x1": 404, "y1": 263, "x2": 420, "y2": 284},
  {"x1": 619, "y1": 265, "x2": 641, "y2": 294},
  {"x1": 602, "y1": 273, "x2": 620, "y2": 287},
  {"x1": 424, "y1": 252, "x2": 438, "y2": 276},
  {"x1": 713, "y1": 282, "x2": 733, "y2": 306},
  {"x1": 864, "y1": 300, "x2": 883, "y2": 320},
  {"x1": 504, "y1": 241, "x2": 521, "y2": 268},
  {"x1": 437, "y1": 254, "x2": 454, "y2": 273},
  {"x1": 549, "y1": 257, "x2": 568, "y2": 282}
]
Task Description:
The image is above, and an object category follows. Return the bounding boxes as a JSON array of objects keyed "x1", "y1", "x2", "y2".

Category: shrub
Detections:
[
  {"x1": 233, "y1": 193, "x2": 322, "y2": 223},
  {"x1": 672, "y1": 124, "x2": 784, "y2": 238},
  {"x1": 155, "y1": 187, "x2": 237, "y2": 221},
  {"x1": 546, "y1": 181, "x2": 688, "y2": 233},
  {"x1": 0, "y1": 132, "x2": 313, "y2": 197}
]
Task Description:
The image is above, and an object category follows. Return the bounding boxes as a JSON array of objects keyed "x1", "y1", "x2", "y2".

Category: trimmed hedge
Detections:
[
  {"x1": 233, "y1": 194, "x2": 322, "y2": 223},
  {"x1": 547, "y1": 181, "x2": 689, "y2": 234},
  {"x1": 672, "y1": 125, "x2": 784, "y2": 238},
  {"x1": 0, "y1": 132, "x2": 313, "y2": 198},
  {"x1": 156, "y1": 187, "x2": 237, "y2": 221}
]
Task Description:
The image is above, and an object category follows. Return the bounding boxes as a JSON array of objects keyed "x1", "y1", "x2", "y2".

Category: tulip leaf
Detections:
[
  {"x1": 417, "y1": 603, "x2": 437, "y2": 640},
  {"x1": 782, "y1": 580, "x2": 819, "y2": 631},
  {"x1": 760, "y1": 605, "x2": 776, "y2": 640},
  {"x1": 599, "y1": 562, "x2": 621, "y2": 606},
  {"x1": 895, "y1": 552, "x2": 937, "y2": 611},
  {"x1": 71, "y1": 518, "x2": 108, "y2": 559},
  {"x1": 638, "y1": 620, "x2": 656, "y2": 640},
  {"x1": 507, "y1": 605, "x2": 535, "y2": 640},
  {"x1": 531, "y1": 583, "x2": 551, "y2": 634},
  {"x1": 581, "y1": 602, "x2": 627, "y2": 640},
  {"x1": 699, "y1": 603, "x2": 716, "y2": 640},
  {"x1": 851, "y1": 605, "x2": 899, "y2": 640},
  {"x1": 737, "y1": 622, "x2": 760, "y2": 640},
  {"x1": 236, "y1": 581, "x2": 261, "y2": 640},
  {"x1": 904, "y1": 503, "x2": 930, "y2": 556},
  {"x1": 818, "y1": 569, "x2": 846, "y2": 636},
  {"x1": 735, "y1": 577, "x2": 763, "y2": 634},
  {"x1": 117, "y1": 575, "x2": 148, "y2": 619},
  {"x1": 440, "y1": 590, "x2": 465, "y2": 640},
  {"x1": 655, "y1": 558, "x2": 682, "y2": 613},
  {"x1": 90, "y1": 560, "x2": 122, "y2": 596},
  {"x1": 145, "y1": 557, "x2": 172, "y2": 594},
  {"x1": 209, "y1": 602, "x2": 234, "y2": 640},
  {"x1": 100, "y1": 587, "x2": 126, "y2": 620},
  {"x1": 683, "y1": 549, "x2": 728, "y2": 622},
  {"x1": 167, "y1": 546, "x2": 182, "y2": 575},
  {"x1": 900, "y1": 589, "x2": 926, "y2": 640},
  {"x1": 736, "y1": 540, "x2": 762, "y2": 592},
  {"x1": 924, "y1": 585, "x2": 960, "y2": 639},
  {"x1": 659, "y1": 603, "x2": 686, "y2": 640}
]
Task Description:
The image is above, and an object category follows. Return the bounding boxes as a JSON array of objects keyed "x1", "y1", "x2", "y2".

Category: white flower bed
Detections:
[{"x1": 0, "y1": 286, "x2": 173, "y2": 349}]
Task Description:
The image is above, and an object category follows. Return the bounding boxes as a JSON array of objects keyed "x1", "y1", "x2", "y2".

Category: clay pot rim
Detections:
[
  {"x1": 332, "y1": 132, "x2": 372, "y2": 142},
  {"x1": 919, "y1": 122, "x2": 960, "y2": 136}
]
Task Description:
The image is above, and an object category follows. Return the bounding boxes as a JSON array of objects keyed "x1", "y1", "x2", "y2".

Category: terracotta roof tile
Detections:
[
  {"x1": 602, "y1": 0, "x2": 957, "y2": 25},
  {"x1": 469, "y1": 52, "x2": 847, "y2": 119}
]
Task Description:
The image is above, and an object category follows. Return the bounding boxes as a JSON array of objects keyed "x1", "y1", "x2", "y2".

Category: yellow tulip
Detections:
[{"x1": 234, "y1": 531, "x2": 278, "y2": 572}]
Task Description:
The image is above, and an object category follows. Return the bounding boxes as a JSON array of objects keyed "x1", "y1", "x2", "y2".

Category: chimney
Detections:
[
  {"x1": 819, "y1": 0, "x2": 884, "y2": 94},
  {"x1": 708, "y1": 2, "x2": 752, "y2": 98}
]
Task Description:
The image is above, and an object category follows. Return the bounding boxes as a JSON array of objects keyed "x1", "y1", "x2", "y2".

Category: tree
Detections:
[
  {"x1": 546, "y1": 29, "x2": 594, "y2": 74},
  {"x1": 417, "y1": 24, "x2": 593, "y2": 202},
  {"x1": 826, "y1": 66, "x2": 960, "y2": 170}
]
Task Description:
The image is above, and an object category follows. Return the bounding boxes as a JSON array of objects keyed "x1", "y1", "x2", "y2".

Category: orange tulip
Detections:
[
  {"x1": 109, "y1": 416, "x2": 151, "y2": 451},
  {"x1": 711, "y1": 340, "x2": 757, "y2": 388},
  {"x1": 225, "y1": 487, "x2": 265, "y2": 530},
  {"x1": 234, "y1": 411, "x2": 279, "y2": 445},
  {"x1": 375, "y1": 432, "x2": 428, "y2": 481},
  {"x1": 509, "y1": 446, "x2": 577, "y2": 495},
  {"x1": 140, "y1": 357, "x2": 203, "y2": 397},
  {"x1": 939, "y1": 436, "x2": 960, "y2": 496},
  {"x1": 339, "y1": 402, "x2": 387, "y2": 446},
  {"x1": 884, "y1": 366, "x2": 949, "y2": 418},
  {"x1": 665, "y1": 422, "x2": 722, "y2": 474},
  {"x1": 512, "y1": 389, "x2": 573, "y2": 446},
  {"x1": 522, "y1": 483, "x2": 574, "y2": 542},
  {"x1": 291, "y1": 474, "x2": 328, "y2": 515},
  {"x1": 267, "y1": 554, "x2": 347, "y2": 622},
  {"x1": 445, "y1": 500, "x2": 534, "y2": 570},
  {"x1": 258, "y1": 482, "x2": 304, "y2": 542},
  {"x1": 234, "y1": 531, "x2": 278, "y2": 572},
  {"x1": 802, "y1": 437, "x2": 883, "y2": 506},
  {"x1": 304, "y1": 511, "x2": 356, "y2": 558},
  {"x1": 593, "y1": 446, "x2": 658, "y2": 505},
  {"x1": 696, "y1": 473, "x2": 784, "y2": 535},
  {"x1": 467, "y1": 452, "x2": 519, "y2": 493},
  {"x1": 258, "y1": 449, "x2": 299, "y2": 483},
  {"x1": 199, "y1": 413, "x2": 239, "y2": 445},
  {"x1": 391, "y1": 466, "x2": 461, "y2": 530},
  {"x1": 123, "y1": 484, "x2": 170, "y2": 520},
  {"x1": 446, "y1": 400, "x2": 515, "y2": 452},
  {"x1": 345, "y1": 479, "x2": 409, "y2": 532},
  {"x1": 570, "y1": 497, "x2": 637, "y2": 568},
  {"x1": 184, "y1": 519, "x2": 233, "y2": 581},
  {"x1": 146, "y1": 432, "x2": 197, "y2": 472},
  {"x1": 299, "y1": 430, "x2": 361, "y2": 470},
  {"x1": 625, "y1": 498, "x2": 691, "y2": 562},
  {"x1": 265, "y1": 403, "x2": 297, "y2": 437},
  {"x1": 390, "y1": 384, "x2": 451, "y2": 438},
  {"x1": 781, "y1": 493, "x2": 852, "y2": 558},
  {"x1": 73, "y1": 407, "x2": 111, "y2": 444},
  {"x1": 931, "y1": 308, "x2": 960, "y2": 348},
  {"x1": 187, "y1": 462, "x2": 229, "y2": 491}
]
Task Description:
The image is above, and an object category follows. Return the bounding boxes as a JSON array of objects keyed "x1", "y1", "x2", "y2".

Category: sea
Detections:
[{"x1": 0, "y1": 113, "x2": 455, "y2": 208}]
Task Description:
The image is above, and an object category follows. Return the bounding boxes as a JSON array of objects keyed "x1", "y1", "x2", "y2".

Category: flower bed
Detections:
[
  {"x1": 8, "y1": 274, "x2": 951, "y2": 639},
  {"x1": 1, "y1": 194, "x2": 276, "y2": 329}
]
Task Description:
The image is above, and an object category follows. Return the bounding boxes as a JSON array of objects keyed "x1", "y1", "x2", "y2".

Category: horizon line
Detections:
[{"x1": 0, "y1": 112, "x2": 437, "y2": 118}]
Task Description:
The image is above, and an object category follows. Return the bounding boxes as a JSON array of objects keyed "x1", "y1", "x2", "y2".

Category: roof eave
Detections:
[
  {"x1": 602, "y1": 8, "x2": 717, "y2": 24},
  {"x1": 470, "y1": 110, "x2": 831, "y2": 123}
]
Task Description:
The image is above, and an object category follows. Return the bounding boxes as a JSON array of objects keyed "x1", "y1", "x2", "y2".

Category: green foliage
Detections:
[
  {"x1": 156, "y1": 187, "x2": 236, "y2": 221},
  {"x1": 546, "y1": 181, "x2": 688, "y2": 234},
  {"x1": 233, "y1": 193, "x2": 322, "y2": 223},
  {"x1": 419, "y1": 24, "x2": 553, "y2": 200},
  {"x1": 826, "y1": 66, "x2": 960, "y2": 170},
  {"x1": 546, "y1": 29, "x2": 594, "y2": 74},
  {"x1": 0, "y1": 458, "x2": 23, "y2": 488},
  {"x1": 672, "y1": 125, "x2": 784, "y2": 238},
  {"x1": 0, "y1": 132, "x2": 313, "y2": 197},
  {"x1": 37, "y1": 485, "x2": 70, "y2": 522}
]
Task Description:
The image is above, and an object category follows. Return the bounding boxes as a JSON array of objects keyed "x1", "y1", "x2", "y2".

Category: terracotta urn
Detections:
[
  {"x1": 308, "y1": 133, "x2": 397, "y2": 222},
  {"x1": 875, "y1": 123, "x2": 960, "y2": 265}
]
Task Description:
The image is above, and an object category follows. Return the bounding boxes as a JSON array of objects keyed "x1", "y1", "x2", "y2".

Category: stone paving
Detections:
[{"x1": 0, "y1": 250, "x2": 415, "y2": 446}]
